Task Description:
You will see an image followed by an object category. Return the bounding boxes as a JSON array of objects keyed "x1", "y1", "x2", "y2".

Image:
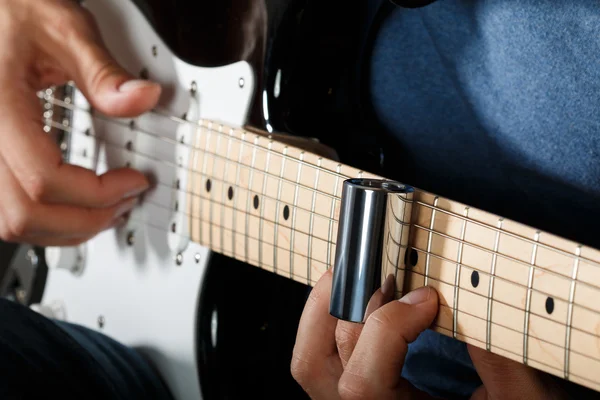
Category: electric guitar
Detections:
[{"x1": 30, "y1": 0, "x2": 600, "y2": 399}]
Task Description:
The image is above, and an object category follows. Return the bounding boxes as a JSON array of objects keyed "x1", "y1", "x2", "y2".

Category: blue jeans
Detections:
[{"x1": 0, "y1": 298, "x2": 173, "y2": 399}]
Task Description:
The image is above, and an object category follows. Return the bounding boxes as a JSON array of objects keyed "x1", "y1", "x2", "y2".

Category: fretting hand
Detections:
[
  {"x1": 291, "y1": 270, "x2": 567, "y2": 399},
  {"x1": 0, "y1": 0, "x2": 160, "y2": 246}
]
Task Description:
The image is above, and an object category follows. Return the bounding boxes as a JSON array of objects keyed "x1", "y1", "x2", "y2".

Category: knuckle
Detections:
[
  {"x1": 335, "y1": 323, "x2": 360, "y2": 355},
  {"x1": 365, "y1": 306, "x2": 395, "y2": 332},
  {"x1": 44, "y1": 1, "x2": 93, "y2": 44},
  {"x1": 290, "y1": 354, "x2": 314, "y2": 388},
  {"x1": 338, "y1": 373, "x2": 373, "y2": 400},
  {"x1": 23, "y1": 174, "x2": 47, "y2": 202},
  {"x1": 5, "y1": 208, "x2": 29, "y2": 239}
]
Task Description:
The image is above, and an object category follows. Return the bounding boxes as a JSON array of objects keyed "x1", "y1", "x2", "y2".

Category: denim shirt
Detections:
[{"x1": 367, "y1": 1, "x2": 600, "y2": 397}]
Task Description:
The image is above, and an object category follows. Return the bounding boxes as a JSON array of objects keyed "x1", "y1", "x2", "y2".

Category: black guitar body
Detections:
[{"x1": 127, "y1": 0, "x2": 398, "y2": 398}]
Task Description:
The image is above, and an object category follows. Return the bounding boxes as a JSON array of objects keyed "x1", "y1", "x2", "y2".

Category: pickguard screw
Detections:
[
  {"x1": 190, "y1": 81, "x2": 197, "y2": 95},
  {"x1": 152, "y1": 45, "x2": 157, "y2": 57},
  {"x1": 238, "y1": 77, "x2": 245, "y2": 88},
  {"x1": 175, "y1": 253, "x2": 183, "y2": 266},
  {"x1": 126, "y1": 231, "x2": 135, "y2": 246},
  {"x1": 98, "y1": 315, "x2": 105, "y2": 328},
  {"x1": 195, "y1": 253, "x2": 201, "y2": 264}
]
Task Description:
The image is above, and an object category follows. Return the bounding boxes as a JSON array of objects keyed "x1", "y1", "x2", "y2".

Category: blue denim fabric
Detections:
[
  {"x1": 368, "y1": 1, "x2": 600, "y2": 398},
  {"x1": 0, "y1": 298, "x2": 172, "y2": 400}
]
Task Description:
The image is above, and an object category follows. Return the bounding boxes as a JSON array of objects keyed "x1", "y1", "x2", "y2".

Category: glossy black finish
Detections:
[{"x1": 128, "y1": 0, "x2": 382, "y2": 398}]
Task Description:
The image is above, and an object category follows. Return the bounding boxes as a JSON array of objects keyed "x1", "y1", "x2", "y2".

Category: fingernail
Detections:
[
  {"x1": 399, "y1": 286, "x2": 431, "y2": 305},
  {"x1": 123, "y1": 184, "x2": 149, "y2": 199},
  {"x1": 381, "y1": 274, "x2": 395, "y2": 297},
  {"x1": 114, "y1": 197, "x2": 138, "y2": 219},
  {"x1": 118, "y1": 79, "x2": 159, "y2": 93}
]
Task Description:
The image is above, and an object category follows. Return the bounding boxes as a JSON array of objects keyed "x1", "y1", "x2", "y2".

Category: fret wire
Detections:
[
  {"x1": 219, "y1": 125, "x2": 230, "y2": 255},
  {"x1": 432, "y1": 318, "x2": 600, "y2": 386},
  {"x1": 184, "y1": 215, "x2": 334, "y2": 273},
  {"x1": 486, "y1": 218, "x2": 503, "y2": 351},
  {"x1": 258, "y1": 140, "x2": 273, "y2": 268},
  {"x1": 146, "y1": 195, "x2": 600, "y2": 374},
  {"x1": 59, "y1": 122, "x2": 340, "y2": 223},
  {"x1": 523, "y1": 230, "x2": 540, "y2": 365},
  {"x1": 72, "y1": 148, "x2": 343, "y2": 248},
  {"x1": 307, "y1": 157, "x2": 321, "y2": 284},
  {"x1": 273, "y1": 147, "x2": 287, "y2": 274},
  {"x1": 327, "y1": 164, "x2": 342, "y2": 271},
  {"x1": 199, "y1": 122, "x2": 211, "y2": 246},
  {"x1": 245, "y1": 136, "x2": 259, "y2": 264},
  {"x1": 415, "y1": 200, "x2": 599, "y2": 269},
  {"x1": 45, "y1": 99, "x2": 355, "y2": 199},
  {"x1": 208, "y1": 122, "x2": 219, "y2": 250},
  {"x1": 412, "y1": 223, "x2": 600, "y2": 292},
  {"x1": 394, "y1": 192, "x2": 410, "y2": 295},
  {"x1": 565, "y1": 245, "x2": 581, "y2": 379},
  {"x1": 232, "y1": 129, "x2": 245, "y2": 259},
  {"x1": 52, "y1": 117, "x2": 600, "y2": 281},
  {"x1": 406, "y1": 272, "x2": 600, "y2": 364},
  {"x1": 47, "y1": 98, "x2": 600, "y2": 273},
  {"x1": 410, "y1": 246, "x2": 600, "y2": 339},
  {"x1": 290, "y1": 152, "x2": 304, "y2": 279},
  {"x1": 122, "y1": 183, "x2": 600, "y2": 345},
  {"x1": 71, "y1": 140, "x2": 600, "y2": 306},
  {"x1": 135, "y1": 210, "x2": 322, "y2": 285},
  {"x1": 424, "y1": 197, "x2": 439, "y2": 286},
  {"x1": 453, "y1": 207, "x2": 469, "y2": 339},
  {"x1": 190, "y1": 123, "x2": 201, "y2": 243}
]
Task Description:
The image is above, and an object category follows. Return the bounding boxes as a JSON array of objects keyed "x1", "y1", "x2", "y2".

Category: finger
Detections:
[
  {"x1": 335, "y1": 274, "x2": 395, "y2": 368},
  {"x1": 340, "y1": 286, "x2": 439, "y2": 400},
  {"x1": 9, "y1": 216, "x2": 128, "y2": 247},
  {"x1": 291, "y1": 270, "x2": 343, "y2": 399},
  {"x1": 0, "y1": 155, "x2": 138, "y2": 241},
  {"x1": 468, "y1": 345, "x2": 567, "y2": 400},
  {"x1": 0, "y1": 88, "x2": 150, "y2": 207},
  {"x1": 36, "y1": 0, "x2": 161, "y2": 117}
]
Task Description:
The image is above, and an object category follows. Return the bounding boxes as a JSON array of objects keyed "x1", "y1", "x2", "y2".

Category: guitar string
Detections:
[
  {"x1": 111, "y1": 211, "x2": 600, "y2": 384},
  {"x1": 395, "y1": 250, "x2": 600, "y2": 342},
  {"x1": 46, "y1": 121, "x2": 600, "y2": 300},
  {"x1": 53, "y1": 120, "x2": 600, "y2": 296},
  {"x1": 47, "y1": 120, "x2": 343, "y2": 224},
  {"x1": 64, "y1": 142, "x2": 600, "y2": 343},
  {"x1": 42, "y1": 94, "x2": 356, "y2": 202},
  {"x1": 42, "y1": 96, "x2": 600, "y2": 274}
]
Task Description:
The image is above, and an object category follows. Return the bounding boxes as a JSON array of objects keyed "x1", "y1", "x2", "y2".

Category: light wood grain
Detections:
[{"x1": 177, "y1": 118, "x2": 600, "y2": 392}]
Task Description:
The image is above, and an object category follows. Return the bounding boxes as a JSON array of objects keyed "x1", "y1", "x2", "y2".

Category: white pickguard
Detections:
[{"x1": 36, "y1": 0, "x2": 255, "y2": 399}]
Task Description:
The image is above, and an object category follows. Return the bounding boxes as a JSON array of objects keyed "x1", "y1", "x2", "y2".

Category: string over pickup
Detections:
[{"x1": 330, "y1": 178, "x2": 414, "y2": 323}]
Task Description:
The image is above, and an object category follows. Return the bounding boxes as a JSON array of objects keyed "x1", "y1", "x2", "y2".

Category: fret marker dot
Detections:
[
  {"x1": 228, "y1": 186, "x2": 234, "y2": 200},
  {"x1": 253, "y1": 195, "x2": 259, "y2": 210},
  {"x1": 471, "y1": 270, "x2": 480, "y2": 288},
  {"x1": 283, "y1": 205, "x2": 290, "y2": 221},
  {"x1": 206, "y1": 179, "x2": 211, "y2": 193},
  {"x1": 409, "y1": 250, "x2": 418, "y2": 267},
  {"x1": 545, "y1": 297, "x2": 554, "y2": 315}
]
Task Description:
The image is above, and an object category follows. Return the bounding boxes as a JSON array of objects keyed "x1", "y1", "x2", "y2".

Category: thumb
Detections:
[
  {"x1": 339, "y1": 286, "x2": 439, "y2": 399},
  {"x1": 45, "y1": 6, "x2": 161, "y2": 117},
  {"x1": 468, "y1": 345, "x2": 567, "y2": 400}
]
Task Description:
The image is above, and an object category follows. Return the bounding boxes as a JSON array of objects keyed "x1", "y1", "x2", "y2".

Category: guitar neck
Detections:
[{"x1": 182, "y1": 119, "x2": 600, "y2": 392}]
